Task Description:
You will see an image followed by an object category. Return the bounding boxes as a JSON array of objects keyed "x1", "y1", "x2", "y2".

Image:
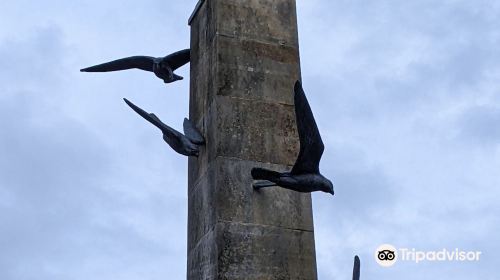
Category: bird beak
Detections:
[
  {"x1": 173, "y1": 74, "x2": 184, "y2": 81},
  {"x1": 330, "y1": 190, "x2": 335, "y2": 196}
]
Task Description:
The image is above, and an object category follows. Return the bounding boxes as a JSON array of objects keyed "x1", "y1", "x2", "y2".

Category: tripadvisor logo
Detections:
[
  {"x1": 375, "y1": 244, "x2": 398, "y2": 267},
  {"x1": 375, "y1": 244, "x2": 482, "y2": 267}
]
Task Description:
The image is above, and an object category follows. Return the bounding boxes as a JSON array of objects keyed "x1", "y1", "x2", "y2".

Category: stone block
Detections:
[
  {"x1": 215, "y1": 0, "x2": 299, "y2": 46},
  {"x1": 214, "y1": 158, "x2": 314, "y2": 231},
  {"x1": 213, "y1": 96, "x2": 299, "y2": 164},
  {"x1": 216, "y1": 36, "x2": 300, "y2": 104},
  {"x1": 216, "y1": 221, "x2": 317, "y2": 280}
]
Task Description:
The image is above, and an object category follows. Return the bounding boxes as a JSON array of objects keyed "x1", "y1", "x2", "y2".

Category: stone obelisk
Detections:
[{"x1": 187, "y1": 1, "x2": 317, "y2": 279}]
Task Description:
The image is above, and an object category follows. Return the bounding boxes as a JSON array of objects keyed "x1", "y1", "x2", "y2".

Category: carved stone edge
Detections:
[{"x1": 188, "y1": 0, "x2": 206, "y2": 26}]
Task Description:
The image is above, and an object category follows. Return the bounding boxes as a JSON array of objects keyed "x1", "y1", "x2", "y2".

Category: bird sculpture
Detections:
[
  {"x1": 124, "y1": 98, "x2": 204, "y2": 157},
  {"x1": 251, "y1": 81, "x2": 334, "y2": 195},
  {"x1": 81, "y1": 49, "x2": 190, "y2": 84},
  {"x1": 352, "y1": 256, "x2": 360, "y2": 280}
]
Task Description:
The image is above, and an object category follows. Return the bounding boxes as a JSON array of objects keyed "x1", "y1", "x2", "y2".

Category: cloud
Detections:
[
  {"x1": 0, "y1": 0, "x2": 499, "y2": 280},
  {"x1": 0, "y1": 11, "x2": 192, "y2": 280},
  {"x1": 0, "y1": 26, "x2": 111, "y2": 280},
  {"x1": 297, "y1": 0, "x2": 500, "y2": 279},
  {"x1": 455, "y1": 105, "x2": 500, "y2": 146}
]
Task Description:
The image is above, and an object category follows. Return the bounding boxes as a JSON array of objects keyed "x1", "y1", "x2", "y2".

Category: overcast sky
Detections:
[{"x1": 0, "y1": 0, "x2": 499, "y2": 279}]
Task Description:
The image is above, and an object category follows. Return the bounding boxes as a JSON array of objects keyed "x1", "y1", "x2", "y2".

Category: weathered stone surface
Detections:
[
  {"x1": 189, "y1": 95, "x2": 300, "y2": 187},
  {"x1": 188, "y1": 0, "x2": 317, "y2": 279},
  {"x1": 214, "y1": 158, "x2": 313, "y2": 231},
  {"x1": 216, "y1": 222, "x2": 316, "y2": 280},
  {"x1": 216, "y1": 36, "x2": 300, "y2": 104},
  {"x1": 188, "y1": 222, "x2": 317, "y2": 280},
  {"x1": 215, "y1": 0, "x2": 299, "y2": 46},
  {"x1": 187, "y1": 225, "x2": 218, "y2": 280},
  {"x1": 188, "y1": 157, "x2": 314, "y2": 254},
  {"x1": 214, "y1": 96, "x2": 299, "y2": 164},
  {"x1": 188, "y1": 163, "x2": 216, "y2": 252}
]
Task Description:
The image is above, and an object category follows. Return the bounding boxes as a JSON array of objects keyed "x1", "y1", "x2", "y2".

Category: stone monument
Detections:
[{"x1": 187, "y1": 0, "x2": 318, "y2": 279}]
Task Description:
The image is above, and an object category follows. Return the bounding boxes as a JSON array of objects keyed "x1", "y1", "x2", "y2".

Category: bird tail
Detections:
[
  {"x1": 352, "y1": 256, "x2": 360, "y2": 280},
  {"x1": 251, "y1": 168, "x2": 281, "y2": 181}
]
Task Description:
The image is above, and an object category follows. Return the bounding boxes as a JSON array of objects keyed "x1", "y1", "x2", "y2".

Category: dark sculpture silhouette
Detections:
[
  {"x1": 81, "y1": 49, "x2": 190, "y2": 84},
  {"x1": 251, "y1": 81, "x2": 334, "y2": 195},
  {"x1": 123, "y1": 98, "x2": 204, "y2": 157},
  {"x1": 352, "y1": 256, "x2": 360, "y2": 280}
]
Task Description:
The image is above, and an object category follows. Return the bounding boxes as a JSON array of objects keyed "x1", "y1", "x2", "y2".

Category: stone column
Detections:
[{"x1": 187, "y1": 0, "x2": 317, "y2": 279}]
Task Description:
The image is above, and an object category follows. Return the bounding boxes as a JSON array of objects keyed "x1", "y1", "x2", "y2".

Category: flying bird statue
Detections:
[
  {"x1": 124, "y1": 98, "x2": 204, "y2": 157},
  {"x1": 352, "y1": 256, "x2": 360, "y2": 280},
  {"x1": 251, "y1": 81, "x2": 334, "y2": 195},
  {"x1": 81, "y1": 49, "x2": 190, "y2": 84}
]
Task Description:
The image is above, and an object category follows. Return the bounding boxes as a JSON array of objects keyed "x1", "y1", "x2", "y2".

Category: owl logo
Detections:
[
  {"x1": 375, "y1": 244, "x2": 398, "y2": 267},
  {"x1": 378, "y1": 250, "x2": 396, "y2": 261}
]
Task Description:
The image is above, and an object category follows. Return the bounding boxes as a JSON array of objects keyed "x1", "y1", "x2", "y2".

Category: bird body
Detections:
[
  {"x1": 124, "y1": 98, "x2": 204, "y2": 157},
  {"x1": 81, "y1": 49, "x2": 190, "y2": 84},
  {"x1": 251, "y1": 81, "x2": 334, "y2": 195},
  {"x1": 162, "y1": 132, "x2": 200, "y2": 157},
  {"x1": 252, "y1": 168, "x2": 333, "y2": 194}
]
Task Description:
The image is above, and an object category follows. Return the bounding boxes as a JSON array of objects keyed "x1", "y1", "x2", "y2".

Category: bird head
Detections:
[
  {"x1": 321, "y1": 178, "x2": 334, "y2": 195},
  {"x1": 172, "y1": 74, "x2": 184, "y2": 82},
  {"x1": 153, "y1": 61, "x2": 175, "y2": 82},
  {"x1": 155, "y1": 61, "x2": 184, "y2": 83},
  {"x1": 161, "y1": 73, "x2": 183, "y2": 84}
]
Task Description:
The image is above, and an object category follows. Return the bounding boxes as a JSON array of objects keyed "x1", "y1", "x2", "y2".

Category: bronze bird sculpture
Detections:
[
  {"x1": 124, "y1": 98, "x2": 204, "y2": 157},
  {"x1": 81, "y1": 49, "x2": 190, "y2": 84},
  {"x1": 251, "y1": 81, "x2": 334, "y2": 195},
  {"x1": 353, "y1": 256, "x2": 360, "y2": 280}
]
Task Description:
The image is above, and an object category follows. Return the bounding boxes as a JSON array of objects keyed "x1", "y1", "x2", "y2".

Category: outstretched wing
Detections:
[
  {"x1": 123, "y1": 98, "x2": 165, "y2": 130},
  {"x1": 352, "y1": 256, "x2": 360, "y2": 280},
  {"x1": 290, "y1": 81, "x2": 325, "y2": 175},
  {"x1": 164, "y1": 49, "x2": 190, "y2": 71},
  {"x1": 81, "y1": 56, "x2": 155, "y2": 72},
  {"x1": 183, "y1": 118, "x2": 205, "y2": 145},
  {"x1": 123, "y1": 98, "x2": 183, "y2": 141}
]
